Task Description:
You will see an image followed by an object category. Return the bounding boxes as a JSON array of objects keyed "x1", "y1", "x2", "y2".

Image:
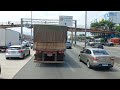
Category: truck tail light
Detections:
[
  {"x1": 36, "y1": 50, "x2": 41, "y2": 54},
  {"x1": 59, "y1": 51, "x2": 64, "y2": 54}
]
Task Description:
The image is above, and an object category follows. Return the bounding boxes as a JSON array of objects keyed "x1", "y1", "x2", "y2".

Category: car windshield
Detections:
[
  {"x1": 8, "y1": 47, "x2": 21, "y2": 50},
  {"x1": 92, "y1": 50, "x2": 109, "y2": 55}
]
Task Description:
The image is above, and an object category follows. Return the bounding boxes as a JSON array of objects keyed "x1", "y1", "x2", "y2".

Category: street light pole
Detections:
[
  {"x1": 74, "y1": 20, "x2": 77, "y2": 45},
  {"x1": 21, "y1": 18, "x2": 23, "y2": 44},
  {"x1": 31, "y1": 11, "x2": 32, "y2": 42},
  {"x1": 85, "y1": 11, "x2": 87, "y2": 48}
]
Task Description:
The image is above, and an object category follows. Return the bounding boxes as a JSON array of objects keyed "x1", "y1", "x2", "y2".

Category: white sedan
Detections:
[{"x1": 5, "y1": 45, "x2": 30, "y2": 59}]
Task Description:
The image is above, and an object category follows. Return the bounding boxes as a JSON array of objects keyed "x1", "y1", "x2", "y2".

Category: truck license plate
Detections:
[{"x1": 47, "y1": 53, "x2": 53, "y2": 56}]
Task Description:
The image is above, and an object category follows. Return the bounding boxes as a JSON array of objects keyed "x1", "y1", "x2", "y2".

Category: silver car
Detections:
[
  {"x1": 78, "y1": 48, "x2": 114, "y2": 69},
  {"x1": 66, "y1": 41, "x2": 72, "y2": 49},
  {"x1": 5, "y1": 45, "x2": 30, "y2": 59}
]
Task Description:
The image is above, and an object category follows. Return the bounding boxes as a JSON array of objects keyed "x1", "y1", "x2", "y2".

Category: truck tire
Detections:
[{"x1": 6, "y1": 57, "x2": 9, "y2": 60}]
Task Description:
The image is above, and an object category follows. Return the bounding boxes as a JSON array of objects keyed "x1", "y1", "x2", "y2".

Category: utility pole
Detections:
[
  {"x1": 31, "y1": 11, "x2": 32, "y2": 42},
  {"x1": 85, "y1": 11, "x2": 87, "y2": 48},
  {"x1": 21, "y1": 18, "x2": 23, "y2": 44},
  {"x1": 71, "y1": 30, "x2": 73, "y2": 45},
  {"x1": 74, "y1": 20, "x2": 77, "y2": 45}
]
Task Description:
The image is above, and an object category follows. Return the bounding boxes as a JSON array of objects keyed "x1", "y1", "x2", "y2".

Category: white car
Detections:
[{"x1": 5, "y1": 45, "x2": 30, "y2": 59}]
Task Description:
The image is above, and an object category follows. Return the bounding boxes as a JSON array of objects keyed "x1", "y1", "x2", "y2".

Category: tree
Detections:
[
  {"x1": 91, "y1": 20, "x2": 115, "y2": 31},
  {"x1": 115, "y1": 25, "x2": 120, "y2": 32},
  {"x1": 91, "y1": 22, "x2": 100, "y2": 28},
  {"x1": 90, "y1": 20, "x2": 116, "y2": 38}
]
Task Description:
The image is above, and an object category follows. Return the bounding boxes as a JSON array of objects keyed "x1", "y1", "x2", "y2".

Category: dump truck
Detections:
[
  {"x1": 34, "y1": 24, "x2": 67, "y2": 63},
  {"x1": 0, "y1": 29, "x2": 21, "y2": 51}
]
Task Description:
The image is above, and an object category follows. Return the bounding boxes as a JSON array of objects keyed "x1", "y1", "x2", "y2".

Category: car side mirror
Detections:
[{"x1": 80, "y1": 51, "x2": 84, "y2": 53}]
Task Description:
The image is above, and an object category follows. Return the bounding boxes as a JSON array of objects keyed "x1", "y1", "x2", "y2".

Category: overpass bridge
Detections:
[
  {"x1": 0, "y1": 23, "x2": 119, "y2": 34},
  {"x1": 0, "y1": 19, "x2": 119, "y2": 45}
]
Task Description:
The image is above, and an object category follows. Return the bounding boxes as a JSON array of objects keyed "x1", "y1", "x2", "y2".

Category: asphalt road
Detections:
[
  {"x1": 13, "y1": 46, "x2": 120, "y2": 79},
  {"x1": 0, "y1": 49, "x2": 35, "y2": 79}
]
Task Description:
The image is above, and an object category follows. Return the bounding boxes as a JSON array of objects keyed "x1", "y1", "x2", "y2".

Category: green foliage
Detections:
[
  {"x1": 90, "y1": 20, "x2": 117, "y2": 38},
  {"x1": 91, "y1": 22, "x2": 100, "y2": 28},
  {"x1": 115, "y1": 26, "x2": 120, "y2": 32},
  {"x1": 91, "y1": 20, "x2": 115, "y2": 31}
]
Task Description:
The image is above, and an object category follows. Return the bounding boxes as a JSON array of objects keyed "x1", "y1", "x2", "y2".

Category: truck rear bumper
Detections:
[{"x1": 34, "y1": 60, "x2": 64, "y2": 63}]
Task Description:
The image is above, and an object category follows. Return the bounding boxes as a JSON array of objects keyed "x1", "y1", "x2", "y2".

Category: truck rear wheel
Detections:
[{"x1": 6, "y1": 57, "x2": 9, "y2": 59}]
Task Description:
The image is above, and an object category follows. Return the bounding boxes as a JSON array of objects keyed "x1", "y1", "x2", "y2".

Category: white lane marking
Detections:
[{"x1": 66, "y1": 62, "x2": 75, "y2": 72}]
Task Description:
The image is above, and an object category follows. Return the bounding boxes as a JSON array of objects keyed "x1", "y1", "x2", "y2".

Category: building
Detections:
[{"x1": 93, "y1": 12, "x2": 120, "y2": 24}]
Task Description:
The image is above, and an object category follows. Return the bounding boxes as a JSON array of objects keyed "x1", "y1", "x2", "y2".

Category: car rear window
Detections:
[
  {"x1": 92, "y1": 50, "x2": 109, "y2": 55},
  {"x1": 67, "y1": 42, "x2": 70, "y2": 43},
  {"x1": 8, "y1": 47, "x2": 21, "y2": 50}
]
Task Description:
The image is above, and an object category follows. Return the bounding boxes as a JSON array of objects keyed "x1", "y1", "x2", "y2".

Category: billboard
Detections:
[{"x1": 59, "y1": 16, "x2": 73, "y2": 26}]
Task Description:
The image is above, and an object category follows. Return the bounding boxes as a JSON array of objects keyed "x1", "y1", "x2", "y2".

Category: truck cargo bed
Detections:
[
  {"x1": 34, "y1": 42, "x2": 66, "y2": 50},
  {"x1": 33, "y1": 25, "x2": 67, "y2": 43},
  {"x1": 33, "y1": 25, "x2": 67, "y2": 64}
]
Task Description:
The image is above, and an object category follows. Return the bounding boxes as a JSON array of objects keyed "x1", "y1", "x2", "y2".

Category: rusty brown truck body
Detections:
[{"x1": 33, "y1": 24, "x2": 67, "y2": 63}]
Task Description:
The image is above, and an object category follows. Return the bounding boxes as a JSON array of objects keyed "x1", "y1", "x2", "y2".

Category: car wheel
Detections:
[
  {"x1": 78, "y1": 55, "x2": 82, "y2": 62},
  {"x1": 22, "y1": 54, "x2": 25, "y2": 59},
  {"x1": 87, "y1": 60, "x2": 91, "y2": 68}
]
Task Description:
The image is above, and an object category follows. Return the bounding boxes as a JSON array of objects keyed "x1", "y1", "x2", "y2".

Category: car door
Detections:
[
  {"x1": 84, "y1": 49, "x2": 92, "y2": 63},
  {"x1": 80, "y1": 49, "x2": 87, "y2": 62}
]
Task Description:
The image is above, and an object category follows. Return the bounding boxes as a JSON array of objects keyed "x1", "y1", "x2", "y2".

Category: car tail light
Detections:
[
  {"x1": 18, "y1": 50, "x2": 23, "y2": 53},
  {"x1": 93, "y1": 57, "x2": 99, "y2": 60},
  {"x1": 110, "y1": 57, "x2": 114, "y2": 60}
]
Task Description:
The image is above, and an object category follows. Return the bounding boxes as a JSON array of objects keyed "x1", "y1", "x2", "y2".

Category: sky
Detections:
[{"x1": 0, "y1": 11, "x2": 115, "y2": 35}]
